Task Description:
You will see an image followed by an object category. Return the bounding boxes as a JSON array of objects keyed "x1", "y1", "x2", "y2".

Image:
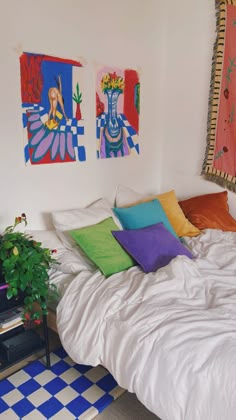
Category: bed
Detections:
[{"x1": 31, "y1": 186, "x2": 236, "y2": 420}]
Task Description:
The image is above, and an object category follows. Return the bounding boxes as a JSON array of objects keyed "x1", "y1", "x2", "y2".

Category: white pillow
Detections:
[
  {"x1": 26, "y1": 229, "x2": 90, "y2": 274},
  {"x1": 51, "y1": 198, "x2": 122, "y2": 266},
  {"x1": 115, "y1": 184, "x2": 149, "y2": 207}
]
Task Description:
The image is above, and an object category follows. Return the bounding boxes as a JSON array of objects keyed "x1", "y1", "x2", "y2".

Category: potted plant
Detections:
[
  {"x1": 72, "y1": 82, "x2": 82, "y2": 121},
  {"x1": 0, "y1": 214, "x2": 58, "y2": 325}
]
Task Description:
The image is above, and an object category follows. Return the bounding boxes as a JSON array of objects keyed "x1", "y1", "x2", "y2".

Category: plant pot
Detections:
[{"x1": 75, "y1": 103, "x2": 82, "y2": 121}]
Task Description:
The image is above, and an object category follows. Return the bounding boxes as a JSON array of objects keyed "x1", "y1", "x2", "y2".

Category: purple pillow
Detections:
[{"x1": 112, "y1": 222, "x2": 193, "y2": 273}]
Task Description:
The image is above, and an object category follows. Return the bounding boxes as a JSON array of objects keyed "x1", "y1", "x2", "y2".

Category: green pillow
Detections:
[{"x1": 69, "y1": 217, "x2": 135, "y2": 277}]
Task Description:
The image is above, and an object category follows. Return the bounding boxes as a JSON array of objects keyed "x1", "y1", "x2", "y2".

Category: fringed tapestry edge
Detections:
[{"x1": 201, "y1": 0, "x2": 236, "y2": 192}]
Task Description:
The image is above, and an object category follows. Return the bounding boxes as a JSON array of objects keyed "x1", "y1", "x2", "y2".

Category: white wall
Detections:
[
  {"x1": 0, "y1": 0, "x2": 165, "y2": 229},
  {"x1": 161, "y1": 0, "x2": 236, "y2": 217}
]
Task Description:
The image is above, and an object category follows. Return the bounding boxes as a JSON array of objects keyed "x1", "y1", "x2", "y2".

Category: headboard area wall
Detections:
[
  {"x1": 160, "y1": 0, "x2": 236, "y2": 218},
  {"x1": 2, "y1": 0, "x2": 235, "y2": 232},
  {"x1": 0, "y1": 0, "x2": 165, "y2": 230}
]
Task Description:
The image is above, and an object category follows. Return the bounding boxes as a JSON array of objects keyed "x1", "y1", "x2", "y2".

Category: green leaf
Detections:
[
  {"x1": 6, "y1": 288, "x2": 13, "y2": 299},
  {"x1": 3, "y1": 241, "x2": 13, "y2": 249},
  {"x1": 72, "y1": 82, "x2": 82, "y2": 104},
  {"x1": 12, "y1": 287, "x2": 18, "y2": 296}
]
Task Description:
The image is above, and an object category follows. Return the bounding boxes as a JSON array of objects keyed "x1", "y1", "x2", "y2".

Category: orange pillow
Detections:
[
  {"x1": 124, "y1": 190, "x2": 200, "y2": 237},
  {"x1": 179, "y1": 191, "x2": 236, "y2": 231}
]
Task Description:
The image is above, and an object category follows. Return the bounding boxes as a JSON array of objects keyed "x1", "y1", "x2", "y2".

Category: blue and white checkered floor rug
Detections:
[{"x1": 0, "y1": 347, "x2": 126, "y2": 419}]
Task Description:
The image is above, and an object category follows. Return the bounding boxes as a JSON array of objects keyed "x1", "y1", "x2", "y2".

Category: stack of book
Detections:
[{"x1": 0, "y1": 307, "x2": 24, "y2": 333}]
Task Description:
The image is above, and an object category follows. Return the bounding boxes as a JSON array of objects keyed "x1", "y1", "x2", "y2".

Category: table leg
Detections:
[{"x1": 42, "y1": 314, "x2": 50, "y2": 368}]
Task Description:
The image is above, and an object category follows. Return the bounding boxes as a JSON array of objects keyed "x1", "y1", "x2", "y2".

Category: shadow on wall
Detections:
[{"x1": 41, "y1": 213, "x2": 55, "y2": 230}]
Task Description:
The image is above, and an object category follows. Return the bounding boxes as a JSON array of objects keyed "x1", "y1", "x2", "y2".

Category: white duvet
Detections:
[{"x1": 57, "y1": 229, "x2": 236, "y2": 420}]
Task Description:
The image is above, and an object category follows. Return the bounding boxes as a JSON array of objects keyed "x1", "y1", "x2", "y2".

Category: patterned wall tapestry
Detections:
[
  {"x1": 202, "y1": 0, "x2": 236, "y2": 191},
  {"x1": 96, "y1": 65, "x2": 140, "y2": 159},
  {"x1": 20, "y1": 52, "x2": 85, "y2": 165}
]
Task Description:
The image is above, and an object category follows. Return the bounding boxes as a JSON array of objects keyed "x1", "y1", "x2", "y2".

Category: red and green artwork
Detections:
[
  {"x1": 202, "y1": 1, "x2": 236, "y2": 191},
  {"x1": 96, "y1": 65, "x2": 140, "y2": 159},
  {"x1": 20, "y1": 52, "x2": 85, "y2": 165}
]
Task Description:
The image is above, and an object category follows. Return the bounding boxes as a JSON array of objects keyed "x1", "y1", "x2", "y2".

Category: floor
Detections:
[
  {"x1": 1, "y1": 328, "x2": 161, "y2": 420},
  {"x1": 95, "y1": 391, "x2": 160, "y2": 420}
]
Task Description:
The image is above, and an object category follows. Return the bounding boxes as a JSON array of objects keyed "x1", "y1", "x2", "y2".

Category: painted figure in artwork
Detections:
[
  {"x1": 47, "y1": 75, "x2": 68, "y2": 128},
  {"x1": 20, "y1": 52, "x2": 86, "y2": 165}
]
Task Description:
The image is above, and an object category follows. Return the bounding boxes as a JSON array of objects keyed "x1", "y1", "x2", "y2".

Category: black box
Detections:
[
  {"x1": 0, "y1": 283, "x2": 25, "y2": 312},
  {"x1": 0, "y1": 325, "x2": 25, "y2": 343},
  {"x1": 0, "y1": 330, "x2": 43, "y2": 363}
]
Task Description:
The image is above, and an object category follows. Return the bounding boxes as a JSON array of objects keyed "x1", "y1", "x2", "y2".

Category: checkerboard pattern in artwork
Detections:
[
  {"x1": 22, "y1": 104, "x2": 86, "y2": 165},
  {"x1": 0, "y1": 347, "x2": 126, "y2": 419},
  {"x1": 96, "y1": 113, "x2": 140, "y2": 155}
]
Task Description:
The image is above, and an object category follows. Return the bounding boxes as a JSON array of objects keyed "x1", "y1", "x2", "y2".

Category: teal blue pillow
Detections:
[{"x1": 113, "y1": 199, "x2": 178, "y2": 238}]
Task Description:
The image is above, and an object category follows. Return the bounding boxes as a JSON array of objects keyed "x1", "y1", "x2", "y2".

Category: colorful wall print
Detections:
[
  {"x1": 20, "y1": 52, "x2": 86, "y2": 165},
  {"x1": 202, "y1": 0, "x2": 236, "y2": 191},
  {"x1": 96, "y1": 66, "x2": 140, "y2": 159}
]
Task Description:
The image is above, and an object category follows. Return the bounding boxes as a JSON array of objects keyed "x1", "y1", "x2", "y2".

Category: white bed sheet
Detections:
[
  {"x1": 47, "y1": 270, "x2": 76, "y2": 311},
  {"x1": 57, "y1": 229, "x2": 236, "y2": 420}
]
